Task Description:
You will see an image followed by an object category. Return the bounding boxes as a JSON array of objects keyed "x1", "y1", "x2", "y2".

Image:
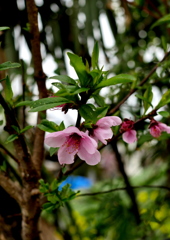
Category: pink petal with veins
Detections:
[{"x1": 122, "y1": 130, "x2": 137, "y2": 143}]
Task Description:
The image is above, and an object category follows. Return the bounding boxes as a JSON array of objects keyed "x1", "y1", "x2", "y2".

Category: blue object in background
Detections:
[{"x1": 59, "y1": 175, "x2": 93, "y2": 190}]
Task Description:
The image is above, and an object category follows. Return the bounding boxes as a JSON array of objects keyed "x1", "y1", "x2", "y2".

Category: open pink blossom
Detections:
[
  {"x1": 45, "y1": 126, "x2": 101, "y2": 165},
  {"x1": 149, "y1": 119, "x2": 170, "y2": 138},
  {"x1": 88, "y1": 116, "x2": 122, "y2": 144},
  {"x1": 120, "y1": 119, "x2": 137, "y2": 144}
]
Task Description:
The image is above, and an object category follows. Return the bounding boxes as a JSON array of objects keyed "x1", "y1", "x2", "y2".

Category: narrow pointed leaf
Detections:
[
  {"x1": 79, "y1": 104, "x2": 96, "y2": 122},
  {"x1": 156, "y1": 89, "x2": 170, "y2": 109},
  {"x1": 20, "y1": 125, "x2": 33, "y2": 133},
  {"x1": 143, "y1": 86, "x2": 153, "y2": 113},
  {"x1": 37, "y1": 119, "x2": 61, "y2": 132},
  {"x1": 15, "y1": 101, "x2": 33, "y2": 107},
  {"x1": 4, "y1": 76, "x2": 13, "y2": 102},
  {"x1": 95, "y1": 74, "x2": 135, "y2": 89},
  {"x1": 92, "y1": 42, "x2": 99, "y2": 69},
  {"x1": 0, "y1": 27, "x2": 10, "y2": 31},
  {"x1": 135, "y1": 94, "x2": 153, "y2": 108},
  {"x1": 49, "y1": 75, "x2": 76, "y2": 85},
  {"x1": 151, "y1": 14, "x2": 170, "y2": 29},
  {"x1": 5, "y1": 134, "x2": 18, "y2": 144},
  {"x1": 0, "y1": 61, "x2": 21, "y2": 71},
  {"x1": 29, "y1": 97, "x2": 72, "y2": 112},
  {"x1": 158, "y1": 111, "x2": 170, "y2": 117},
  {"x1": 67, "y1": 52, "x2": 92, "y2": 87}
]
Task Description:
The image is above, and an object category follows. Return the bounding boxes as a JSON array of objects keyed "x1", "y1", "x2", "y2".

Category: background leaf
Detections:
[
  {"x1": 0, "y1": 61, "x2": 21, "y2": 71},
  {"x1": 92, "y1": 42, "x2": 99, "y2": 69}
]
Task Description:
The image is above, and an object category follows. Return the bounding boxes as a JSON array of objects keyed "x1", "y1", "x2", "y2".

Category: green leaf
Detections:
[
  {"x1": 20, "y1": 125, "x2": 33, "y2": 133},
  {"x1": 47, "y1": 194, "x2": 60, "y2": 204},
  {"x1": 156, "y1": 89, "x2": 170, "y2": 109},
  {"x1": 62, "y1": 166, "x2": 67, "y2": 174},
  {"x1": 49, "y1": 147, "x2": 58, "y2": 156},
  {"x1": 0, "y1": 61, "x2": 21, "y2": 71},
  {"x1": 95, "y1": 74, "x2": 135, "y2": 89},
  {"x1": 143, "y1": 86, "x2": 153, "y2": 113},
  {"x1": 135, "y1": 94, "x2": 153, "y2": 109},
  {"x1": 151, "y1": 14, "x2": 170, "y2": 29},
  {"x1": 11, "y1": 125, "x2": 20, "y2": 134},
  {"x1": 73, "y1": 87, "x2": 89, "y2": 95},
  {"x1": 29, "y1": 97, "x2": 72, "y2": 112},
  {"x1": 39, "y1": 179, "x2": 49, "y2": 193},
  {"x1": 37, "y1": 119, "x2": 61, "y2": 132},
  {"x1": 59, "y1": 121, "x2": 65, "y2": 131},
  {"x1": 67, "y1": 52, "x2": 92, "y2": 87},
  {"x1": 42, "y1": 202, "x2": 56, "y2": 211},
  {"x1": 0, "y1": 120, "x2": 3, "y2": 126},
  {"x1": 158, "y1": 111, "x2": 170, "y2": 117},
  {"x1": 137, "y1": 133, "x2": 153, "y2": 146},
  {"x1": 92, "y1": 42, "x2": 99, "y2": 69},
  {"x1": 5, "y1": 134, "x2": 18, "y2": 144},
  {"x1": 49, "y1": 75, "x2": 76, "y2": 85},
  {"x1": 15, "y1": 101, "x2": 33, "y2": 107},
  {"x1": 59, "y1": 184, "x2": 76, "y2": 200},
  {"x1": 79, "y1": 104, "x2": 96, "y2": 122},
  {"x1": 51, "y1": 179, "x2": 59, "y2": 191},
  {"x1": 4, "y1": 76, "x2": 13, "y2": 102},
  {"x1": 95, "y1": 106, "x2": 109, "y2": 119},
  {"x1": 0, "y1": 27, "x2": 10, "y2": 31},
  {"x1": 93, "y1": 94, "x2": 105, "y2": 107}
]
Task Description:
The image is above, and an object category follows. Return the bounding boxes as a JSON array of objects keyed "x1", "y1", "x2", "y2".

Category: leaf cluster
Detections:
[{"x1": 39, "y1": 178, "x2": 79, "y2": 212}]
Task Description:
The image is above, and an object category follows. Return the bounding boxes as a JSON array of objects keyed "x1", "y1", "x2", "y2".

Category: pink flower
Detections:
[
  {"x1": 88, "y1": 116, "x2": 122, "y2": 144},
  {"x1": 149, "y1": 119, "x2": 170, "y2": 138},
  {"x1": 120, "y1": 119, "x2": 137, "y2": 144},
  {"x1": 45, "y1": 126, "x2": 101, "y2": 165}
]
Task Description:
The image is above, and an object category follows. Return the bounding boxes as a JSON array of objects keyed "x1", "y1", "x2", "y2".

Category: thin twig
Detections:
[{"x1": 77, "y1": 184, "x2": 170, "y2": 197}]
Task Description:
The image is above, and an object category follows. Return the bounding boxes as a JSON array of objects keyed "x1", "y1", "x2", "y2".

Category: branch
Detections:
[
  {"x1": 26, "y1": 0, "x2": 48, "y2": 174},
  {"x1": 111, "y1": 141, "x2": 141, "y2": 225},
  {"x1": 108, "y1": 50, "x2": 170, "y2": 115},
  {"x1": 0, "y1": 172, "x2": 22, "y2": 204},
  {"x1": 77, "y1": 184, "x2": 170, "y2": 197}
]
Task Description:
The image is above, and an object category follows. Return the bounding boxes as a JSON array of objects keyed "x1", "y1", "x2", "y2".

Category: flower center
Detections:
[{"x1": 65, "y1": 133, "x2": 82, "y2": 154}]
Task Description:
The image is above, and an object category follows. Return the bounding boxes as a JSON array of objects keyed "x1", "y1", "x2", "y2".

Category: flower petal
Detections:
[
  {"x1": 58, "y1": 144, "x2": 76, "y2": 165},
  {"x1": 122, "y1": 130, "x2": 137, "y2": 143},
  {"x1": 78, "y1": 146, "x2": 101, "y2": 165},
  {"x1": 93, "y1": 127, "x2": 113, "y2": 144},
  {"x1": 96, "y1": 116, "x2": 122, "y2": 128},
  {"x1": 45, "y1": 126, "x2": 83, "y2": 148},
  {"x1": 61, "y1": 126, "x2": 83, "y2": 136},
  {"x1": 149, "y1": 125, "x2": 161, "y2": 138},
  {"x1": 45, "y1": 131, "x2": 68, "y2": 147},
  {"x1": 158, "y1": 122, "x2": 170, "y2": 134},
  {"x1": 80, "y1": 134, "x2": 97, "y2": 154}
]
